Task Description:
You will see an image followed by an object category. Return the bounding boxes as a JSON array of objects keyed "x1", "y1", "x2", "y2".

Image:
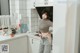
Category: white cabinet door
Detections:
[
  {"x1": 29, "y1": 37, "x2": 40, "y2": 53},
  {"x1": 0, "y1": 36, "x2": 29, "y2": 53}
]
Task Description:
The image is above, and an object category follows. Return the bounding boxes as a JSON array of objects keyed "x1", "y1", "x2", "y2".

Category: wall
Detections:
[
  {"x1": 10, "y1": 0, "x2": 27, "y2": 16},
  {"x1": 19, "y1": 0, "x2": 27, "y2": 18},
  {"x1": 10, "y1": 0, "x2": 29, "y2": 31},
  {"x1": 77, "y1": 1, "x2": 80, "y2": 53},
  {"x1": 26, "y1": 0, "x2": 35, "y2": 32},
  {"x1": 10, "y1": 0, "x2": 15, "y2": 14},
  {"x1": 31, "y1": 9, "x2": 39, "y2": 32},
  {"x1": 53, "y1": 2, "x2": 67, "y2": 53},
  {"x1": 65, "y1": 0, "x2": 79, "y2": 53}
]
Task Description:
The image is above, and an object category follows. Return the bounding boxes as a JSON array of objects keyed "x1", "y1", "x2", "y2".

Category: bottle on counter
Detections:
[{"x1": 10, "y1": 28, "x2": 16, "y2": 37}]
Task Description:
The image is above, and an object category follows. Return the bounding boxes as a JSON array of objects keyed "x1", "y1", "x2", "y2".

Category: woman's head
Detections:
[{"x1": 41, "y1": 10, "x2": 49, "y2": 20}]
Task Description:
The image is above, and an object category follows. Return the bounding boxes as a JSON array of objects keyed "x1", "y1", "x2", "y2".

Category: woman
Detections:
[{"x1": 38, "y1": 10, "x2": 53, "y2": 53}]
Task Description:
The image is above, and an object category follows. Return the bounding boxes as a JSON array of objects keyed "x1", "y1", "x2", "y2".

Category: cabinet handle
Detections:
[{"x1": 32, "y1": 39, "x2": 33, "y2": 44}]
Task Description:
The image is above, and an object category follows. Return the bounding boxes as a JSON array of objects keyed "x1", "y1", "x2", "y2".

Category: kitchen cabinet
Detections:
[
  {"x1": 0, "y1": 35, "x2": 29, "y2": 53},
  {"x1": 29, "y1": 37, "x2": 40, "y2": 53},
  {"x1": 0, "y1": 33, "x2": 42, "y2": 53}
]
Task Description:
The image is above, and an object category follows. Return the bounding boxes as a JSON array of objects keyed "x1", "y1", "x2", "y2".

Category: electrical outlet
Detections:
[{"x1": 0, "y1": 44, "x2": 9, "y2": 53}]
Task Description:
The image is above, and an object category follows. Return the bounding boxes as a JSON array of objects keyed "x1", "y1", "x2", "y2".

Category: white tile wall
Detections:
[
  {"x1": 31, "y1": 9, "x2": 40, "y2": 32},
  {"x1": 10, "y1": 1, "x2": 28, "y2": 20},
  {"x1": 10, "y1": 0, "x2": 27, "y2": 14},
  {"x1": 10, "y1": 0, "x2": 54, "y2": 32}
]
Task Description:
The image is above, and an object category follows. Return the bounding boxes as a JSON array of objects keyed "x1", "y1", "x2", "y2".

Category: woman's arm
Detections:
[
  {"x1": 49, "y1": 26, "x2": 53, "y2": 33},
  {"x1": 49, "y1": 20, "x2": 53, "y2": 33}
]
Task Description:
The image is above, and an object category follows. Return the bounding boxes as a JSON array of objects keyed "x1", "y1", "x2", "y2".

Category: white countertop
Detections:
[{"x1": 0, "y1": 33, "x2": 41, "y2": 42}]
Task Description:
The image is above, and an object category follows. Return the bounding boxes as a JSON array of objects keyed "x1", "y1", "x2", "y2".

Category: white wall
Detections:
[
  {"x1": 65, "y1": 0, "x2": 79, "y2": 53},
  {"x1": 53, "y1": 2, "x2": 67, "y2": 53},
  {"x1": 77, "y1": 1, "x2": 80, "y2": 53}
]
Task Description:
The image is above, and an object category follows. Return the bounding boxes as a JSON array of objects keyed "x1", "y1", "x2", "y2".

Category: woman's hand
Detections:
[
  {"x1": 47, "y1": 34, "x2": 52, "y2": 44},
  {"x1": 43, "y1": 32, "x2": 52, "y2": 44},
  {"x1": 38, "y1": 33, "x2": 41, "y2": 37}
]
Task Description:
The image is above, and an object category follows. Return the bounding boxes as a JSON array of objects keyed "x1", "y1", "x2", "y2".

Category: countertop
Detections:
[{"x1": 0, "y1": 32, "x2": 41, "y2": 42}]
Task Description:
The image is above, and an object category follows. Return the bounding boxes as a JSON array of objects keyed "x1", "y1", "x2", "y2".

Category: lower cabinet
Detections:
[
  {"x1": 29, "y1": 37, "x2": 40, "y2": 53},
  {"x1": 0, "y1": 36, "x2": 29, "y2": 53},
  {"x1": 0, "y1": 35, "x2": 41, "y2": 53}
]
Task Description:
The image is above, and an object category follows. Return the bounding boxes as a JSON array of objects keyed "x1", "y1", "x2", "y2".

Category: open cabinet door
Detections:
[{"x1": 36, "y1": 6, "x2": 53, "y2": 22}]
